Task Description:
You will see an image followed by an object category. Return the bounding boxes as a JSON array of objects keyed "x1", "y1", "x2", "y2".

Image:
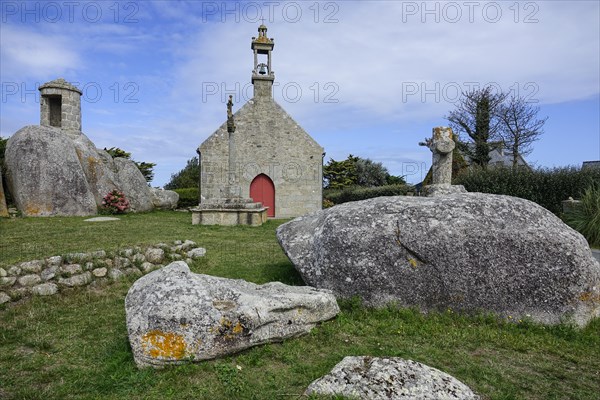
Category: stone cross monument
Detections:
[
  {"x1": 419, "y1": 127, "x2": 466, "y2": 196},
  {"x1": 191, "y1": 96, "x2": 268, "y2": 226}
]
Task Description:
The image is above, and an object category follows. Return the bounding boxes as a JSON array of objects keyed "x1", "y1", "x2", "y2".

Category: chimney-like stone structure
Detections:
[{"x1": 39, "y1": 78, "x2": 82, "y2": 132}]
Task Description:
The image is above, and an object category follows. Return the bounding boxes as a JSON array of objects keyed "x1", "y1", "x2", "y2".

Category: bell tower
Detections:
[{"x1": 251, "y1": 24, "x2": 274, "y2": 98}]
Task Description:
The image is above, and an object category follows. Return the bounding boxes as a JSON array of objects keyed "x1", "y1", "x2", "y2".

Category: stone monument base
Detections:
[
  {"x1": 191, "y1": 198, "x2": 268, "y2": 226},
  {"x1": 424, "y1": 184, "x2": 467, "y2": 197}
]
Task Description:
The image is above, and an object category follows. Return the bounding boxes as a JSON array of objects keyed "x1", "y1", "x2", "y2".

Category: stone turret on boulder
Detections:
[{"x1": 3, "y1": 78, "x2": 178, "y2": 216}]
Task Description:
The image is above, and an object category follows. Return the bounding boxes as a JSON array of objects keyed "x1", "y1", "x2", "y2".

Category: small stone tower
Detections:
[
  {"x1": 251, "y1": 24, "x2": 275, "y2": 98},
  {"x1": 38, "y1": 78, "x2": 82, "y2": 132}
]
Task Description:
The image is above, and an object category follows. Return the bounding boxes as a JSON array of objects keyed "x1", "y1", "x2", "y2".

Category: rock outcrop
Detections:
[
  {"x1": 4, "y1": 125, "x2": 178, "y2": 216},
  {"x1": 305, "y1": 356, "x2": 480, "y2": 399},
  {"x1": 5, "y1": 125, "x2": 97, "y2": 216},
  {"x1": 125, "y1": 261, "x2": 340, "y2": 368},
  {"x1": 150, "y1": 188, "x2": 179, "y2": 210},
  {"x1": 277, "y1": 193, "x2": 600, "y2": 326}
]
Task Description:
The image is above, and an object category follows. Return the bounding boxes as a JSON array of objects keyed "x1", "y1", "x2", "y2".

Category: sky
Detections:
[{"x1": 1, "y1": 0, "x2": 599, "y2": 186}]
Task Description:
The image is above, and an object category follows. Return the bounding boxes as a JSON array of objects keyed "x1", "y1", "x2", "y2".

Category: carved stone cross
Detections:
[{"x1": 420, "y1": 127, "x2": 455, "y2": 185}]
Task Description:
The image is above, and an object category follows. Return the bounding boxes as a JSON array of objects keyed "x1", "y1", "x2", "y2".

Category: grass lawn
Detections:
[{"x1": 1, "y1": 211, "x2": 599, "y2": 399}]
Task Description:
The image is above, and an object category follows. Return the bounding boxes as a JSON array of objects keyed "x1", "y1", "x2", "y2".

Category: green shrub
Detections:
[
  {"x1": 173, "y1": 187, "x2": 199, "y2": 208},
  {"x1": 454, "y1": 166, "x2": 600, "y2": 215},
  {"x1": 324, "y1": 184, "x2": 412, "y2": 205},
  {"x1": 563, "y1": 183, "x2": 600, "y2": 247}
]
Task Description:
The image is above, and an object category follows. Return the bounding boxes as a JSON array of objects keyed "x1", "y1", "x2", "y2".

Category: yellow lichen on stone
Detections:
[
  {"x1": 232, "y1": 322, "x2": 244, "y2": 334},
  {"x1": 408, "y1": 258, "x2": 417, "y2": 268},
  {"x1": 141, "y1": 330, "x2": 187, "y2": 359},
  {"x1": 579, "y1": 291, "x2": 600, "y2": 303}
]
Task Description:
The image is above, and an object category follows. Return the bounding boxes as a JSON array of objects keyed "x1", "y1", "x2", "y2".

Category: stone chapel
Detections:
[{"x1": 197, "y1": 25, "x2": 324, "y2": 218}]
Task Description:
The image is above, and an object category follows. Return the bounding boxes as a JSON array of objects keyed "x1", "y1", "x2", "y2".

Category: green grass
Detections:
[{"x1": 1, "y1": 212, "x2": 599, "y2": 399}]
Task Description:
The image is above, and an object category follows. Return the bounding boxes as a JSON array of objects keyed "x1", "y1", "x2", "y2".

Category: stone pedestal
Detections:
[
  {"x1": 191, "y1": 198, "x2": 268, "y2": 226},
  {"x1": 424, "y1": 184, "x2": 467, "y2": 197}
]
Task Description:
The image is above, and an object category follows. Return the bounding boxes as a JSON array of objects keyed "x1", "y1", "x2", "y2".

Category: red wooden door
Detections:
[{"x1": 250, "y1": 174, "x2": 275, "y2": 217}]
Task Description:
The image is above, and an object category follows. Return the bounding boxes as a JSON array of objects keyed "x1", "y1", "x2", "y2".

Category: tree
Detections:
[
  {"x1": 104, "y1": 147, "x2": 156, "y2": 183},
  {"x1": 446, "y1": 86, "x2": 506, "y2": 168},
  {"x1": 165, "y1": 156, "x2": 200, "y2": 190},
  {"x1": 496, "y1": 96, "x2": 547, "y2": 168},
  {"x1": 355, "y1": 157, "x2": 388, "y2": 187},
  {"x1": 323, "y1": 154, "x2": 405, "y2": 189},
  {"x1": 323, "y1": 155, "x2": 358, "y2": 189}
]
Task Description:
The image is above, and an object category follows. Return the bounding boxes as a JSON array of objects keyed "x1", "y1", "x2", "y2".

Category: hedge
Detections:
[
  {"x1": 324, "y1": 184, "x2": 412, "y2": 206},
  {"x1": 453, "y1": 166, "x2": 600, "y2": 215},
  {"x1": 173, "y1": 187, "x2": 199, "y2": 208}
]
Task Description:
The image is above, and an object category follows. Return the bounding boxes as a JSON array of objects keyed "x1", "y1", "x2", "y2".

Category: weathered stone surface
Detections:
[
  {"x1": 277, "y1": 193, "x2": 600, "y2": 326},
  {"x1": 424, "y1": 183, "x2": 467, "y2": 197},
  {"x1": 109, "y1": 269, "x2": 124, "y2": 281},
  {"x1": 0, "y1": 292, "x2": 10, "y2": 304},
  {"x1": 188, "y1": 247, "x2": 206, "y2": 258},
  {"x1": 125, "y1": 261, "x2": 339, "y2": 368},
  {"x1": 41, "y1": 266, "x2": 58, "y2": 281},
  {"x1": 18, "y1": 274, "x2": 42, "y2": 286},
  {"x1": 0, "y1": 268, "x2": 6, "y2": 277},
  {"x1": 7, "y1": 266, "x2": 21, "y2": 276},
  {"x1": 46, "y1": 256, "x2": 62, "y2": 266},
  {"x1": 113, "y1": 158, "x2": 154, "y2": 212},
  {"x1": 60, "y1": 264, "x2": 83, "y2": 276},
  {"x1": 84, "y1": 216, "x2": 120, "y2": 222},
  {"x1": 4, "y1": 125, "x2": 97, "y2": 216},
  {"x1": 32, "y1": 283, "x2": 59, "y2": 296},
  {"x1": 150, "y1": 188, "x2": 179, "y2": 210},
  {"x1": 58, "y1": 272, "x2": 92, "y2": 287},
  {"x1": 140, "y1": 262, "x2": 156, "y2": 273},
  {"x1": 305, "y1": 356, "x2": 480, "y2": 399},
  {"x1": 0, "y1": 167, "x2": 8, "y2": 217},
  {"x1": 92, "y1": 268, "x2": 108, "y2": 278},
  {"x1": 5, "y1": 123, "x2": 169, "y2": 217},
  {"x1": 145, "y1": 248, "x2": 164, "y2": 264},
  {"x1": 20, "y1": 260, "x2": 43, "y2": 273},
  {"x1": 0, "y1": 277, "x2": 17, "y2": 287}
]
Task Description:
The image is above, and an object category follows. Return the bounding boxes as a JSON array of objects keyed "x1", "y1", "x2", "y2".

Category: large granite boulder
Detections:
[
  {"x1": 125, "y1": 261, "x2": 339, "y2": 368},
  {"x1": 4, "y1": 125, "x2": 177, "y2": 216},
  {"x1": 113, "y1": 158, "x2": 154, "y2": 212},
  {"x1": 0, "y1": 167, "x2": 8, "y2": 217},
  {"x1": 5, "y1": 125, "x2": 97, "y2": 216},
  {"x1": 150, "y1": 188, "x2": 179, "y2": 210},
  {"x1": 305, "y1": 356, "x2": 479, "y2": 399},
  {"x1": 277, "y1": 193, "x2": 600, "y2": 326}
]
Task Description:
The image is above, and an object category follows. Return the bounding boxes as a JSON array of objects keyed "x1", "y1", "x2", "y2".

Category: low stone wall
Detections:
[{"x1": 0, "y1": 240, "x2": 206, "y2": 304}]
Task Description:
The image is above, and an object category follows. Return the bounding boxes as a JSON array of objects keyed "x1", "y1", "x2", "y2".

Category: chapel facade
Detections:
[{"x1": 198, "y1": 25, "x2": 324, "y2": 218}]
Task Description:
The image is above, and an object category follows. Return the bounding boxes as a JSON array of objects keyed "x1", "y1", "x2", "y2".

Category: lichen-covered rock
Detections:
[
  {"x1": 58, "y1": 272, "x2": 92, "y2": 287},
  {"x1": 125, "y1": 261, "x2": 339, "y2": 368},
  {"x1": 4, "y1": 124, "x2": 168, "y2": 216},
  {"x1": 5, "y1": 125, "x2": 97, "y2": 216},
  {"x1": 305, "y1": 356, "x2": 479, "y2": 399},
  {"x1": 0, "y1": 292, "x2": 10, "y2": 304},
  {"x1": 151, "y1": 188, "x2": 179, "y2": 210},
  {"x1": 20, "y1": 260, "x2": 43, "y2": 273},
  {"x1": 18, "y1": 274, "x2": 42, "y2": 286},
  {"x1": 187, "y1": 248, "x2": 206, "y2": 258},
  {"x1": 114, "y1": 158, "x2": 154, "y2": 212},
  {"x1": 31, "y1": 283, "x2": 58, "y2": 296},
  {"x1": 277, "y1": 193, "x2": 600, "y2": 326},
  {"x1": 144, "y1": 248, "x2": 164, "y2": 264}
]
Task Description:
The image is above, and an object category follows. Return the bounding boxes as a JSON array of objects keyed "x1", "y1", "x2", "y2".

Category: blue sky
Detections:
[{"x1": 1, "y1": 0, "x2": 599, "y2": 186}]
